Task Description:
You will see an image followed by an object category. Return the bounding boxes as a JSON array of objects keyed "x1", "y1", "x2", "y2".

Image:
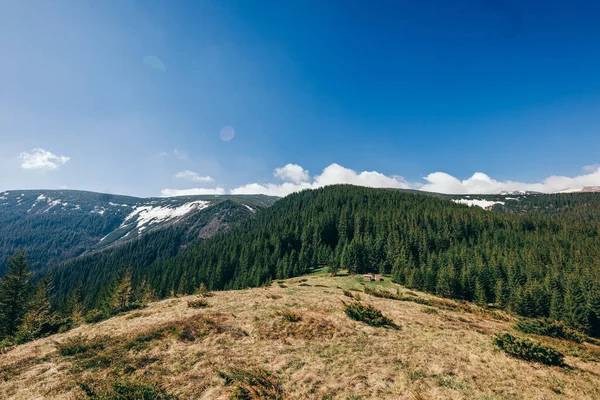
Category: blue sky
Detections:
[{"x1": 1, "y1": 0, "x2": 600, "y2": 196}]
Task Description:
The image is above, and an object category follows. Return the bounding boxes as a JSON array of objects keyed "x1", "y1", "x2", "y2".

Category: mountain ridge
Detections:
[{"x1": 0, "y1": 189, "x2": 278, "y2": 274}]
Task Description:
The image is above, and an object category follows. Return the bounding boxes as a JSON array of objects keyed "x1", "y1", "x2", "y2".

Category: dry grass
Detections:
[{"x1": 1, "y1": 273, "x2": 600, "y2": 399}]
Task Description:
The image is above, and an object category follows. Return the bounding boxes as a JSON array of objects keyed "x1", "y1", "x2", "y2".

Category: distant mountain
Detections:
[
  {"x1": 0, "y1": 189, "x2": 278, "y2": 274},
  {"x1": 556, "y1": 186, "x2": 600, "y2": 193}
]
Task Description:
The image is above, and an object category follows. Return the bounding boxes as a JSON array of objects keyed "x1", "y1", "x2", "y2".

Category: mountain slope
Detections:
[
  {"x1": 46, "y1": 185, "x2": 600, "y2": 339},
  {"x1": 0, "y1": 190, "x2": 278, "y2": 274},
  {"x1": 1, "y1": 272, "x2": 599, "y2": 399}
]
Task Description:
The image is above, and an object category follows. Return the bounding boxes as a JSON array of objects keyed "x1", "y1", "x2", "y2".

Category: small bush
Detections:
[
  {"x1": 298, "y1": 283, "x2": 311, "y2": 287},
  {"x1": 219, "y1": 368, "x2": 285, "y2": 400},
  {"x1": 187, "y1": 297, "x2": 209, "y2": 309},
  {"x1": 514, "y1": 318, "x2": 586, "y2": 343},
  {"x1": 343, "y1": 302, "x2": 397, "y2": 328},
  {"x1": 79, "y1": 378, "x2": 177, "y2": 400},
  {"x1": 279, "y1": 310, "x2": 302, "y2": 322},
  {"x1": 364, "y1": 287, "x2": 399, "y2": 300},
  {"x1": 493, "y1": 333, "x2": 564, "y2": 366},
  {"x1": 84, "y1": 309, "x2": 111, "y2": 324},
  {"x1": 342, "y1": 289, "x2": 355, "y2": 298},
  {"x1": 57, "y1": 335, "x2": 108, "y2": 357},
  {"x1": 195, "y1": 282, "x2": 214, "y2": 297},
  {"x1": 266, "y1": 294, "x2": 282, "y2": 300},
  {"x1": 422, "y1": 307, "x2": 439, "y2": 314},
  {"x1": 278, "y1": 284, "x2": 288, "y2": 288}
]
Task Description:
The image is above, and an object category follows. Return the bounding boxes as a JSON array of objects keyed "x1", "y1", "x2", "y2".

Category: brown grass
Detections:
[{"x1": 1, "y1": 274, "x2": 599, "y2": 399}]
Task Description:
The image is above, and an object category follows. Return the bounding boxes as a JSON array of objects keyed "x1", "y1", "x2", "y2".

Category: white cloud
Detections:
[
  {"x1": 160, "y1": 163, "x2": 600, "y2": 198},
  {"x1": 274, "y1": 163, "x2": 310, "y2": 184},
  {"x1": 160, "y1": 187, "x2": 225, "y2": 196},
  {"x1": 232, "y1": 182, "x2": 313, "y2": 197},
  {"x1": 231, "y1": 163, "x2": 410, "y2": 197},
  {"x1": 174, "y1": 170, "x2": 214, "y2": 183},
  {"x1": 19, "y1": 148, "x2": 70, "y2": 171},
  {"x1": 418, "y1": 165, "x2": 600, "y2": 194},
  {"x1": 584, "y1": 164, "x2": 600, "y2": 173}
]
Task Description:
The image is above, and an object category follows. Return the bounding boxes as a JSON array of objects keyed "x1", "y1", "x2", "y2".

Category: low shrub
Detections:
[
  {"x1": 279, "y1": 310, "x2": 302, "y2": 322},
  {"x1": 195, "y1": 282, "x2": 214, "y2": 297},
  {"x1": 84, "y1": 309, "x2": 111, "y2": 324},
  {"x1": 79, "y1": 378, "x2": 177, "y2": 400},
  {"x1": 266, "y1": 294, "x2": 282, "y2": 300},
  {"x1": 342, "y1": 289, "x2": 355, "y2": 298},
  {"x1": 187, "y1": 297, "x2": 209, "y2": 309},
  {"x1": 219, "y1": 368, "x2": 285, "y2": 400},
  {"x1": 493, "y1": 333, "x2": 564, "y2": 366},
  {"x1": 343, "y1": 301, "x2": 397, "y2": 328},
  {"x1": 514, "y1": 318, "x2": 586, "y2": 343},
  {"x1": 57, "y1": 335, "x2": 108, "y2": 357},
  {"x1": 363, "y1": 287, "x2": 399, "y2": 300}
]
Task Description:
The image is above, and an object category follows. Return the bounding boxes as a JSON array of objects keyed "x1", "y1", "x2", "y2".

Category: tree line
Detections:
[{"x1": 0, "y1": 250, "x2": 153, "y2": 347}]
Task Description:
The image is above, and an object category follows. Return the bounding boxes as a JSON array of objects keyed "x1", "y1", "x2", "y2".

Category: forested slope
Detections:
[
  {"x1": 0, "y1": 190, "x2": 277, "y2": 274},
  {"x1": 53, "y1": 185, "x2": 600, "y2": 336}
]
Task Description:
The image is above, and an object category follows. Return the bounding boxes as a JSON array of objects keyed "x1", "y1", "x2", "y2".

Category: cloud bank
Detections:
[
  {"x1": 20, "y1": 148, "x2": 70, "y2": 171},
  {"x1": 161, "y1": 163, "x2": 600, "y2": 197},
  {"x1": 174, "y1": 170, "x2": 214, "y2": 183},
  {"x1": 161, "y1": 187, "x2": 225, "y2": 196}
]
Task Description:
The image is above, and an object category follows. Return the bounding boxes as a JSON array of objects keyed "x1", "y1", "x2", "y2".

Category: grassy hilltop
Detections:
[{"x1": 1, "y1": 269, "x2": 599, "y2": 400}]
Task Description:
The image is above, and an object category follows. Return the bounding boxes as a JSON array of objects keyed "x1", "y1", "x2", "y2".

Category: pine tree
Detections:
[
  {"x1": 65, "y1": 282, "x2": 85, "y2": 329},
  {"x1": 0, "y1": 250, "x2": 33, "y2": 338},
  {"x1": 563, "y1": 277, "x2": 590, "y2": 332},
  {"x1": 134, "y1": 279, "x2": 155, "y2": 307},
  {"x1": 14, "y1": 276, "x2": 54, "y2": 344},
  {"x1": 474, "y1": 279, "x2": 488, "y2": 306},
  {"x1": 436, "y1": 264, "x2": 457, "y2": 298},
  {"x1": 110, "y1": 268, "x2": 133, "y2": 313},
  {"x1": 494, "y1": 279, "x2": 508, "y2": 308},
  {"x1": 328, "y1": 263, "x2": 340, "y2": 276}
]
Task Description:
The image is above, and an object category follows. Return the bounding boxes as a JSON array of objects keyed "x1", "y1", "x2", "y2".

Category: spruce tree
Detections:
[
  {"x1": 0, "y1": 250, "x2": 33, "y2": 338},
  {"x1": 110, "y1": 268, "x2": 133, "y2": 313},
  {"x1": 14, "y1": 276, "x2": 54, "y2": 344},
  {"x1": 65, "y1": 282, "x2": 85, "y2": 329}
]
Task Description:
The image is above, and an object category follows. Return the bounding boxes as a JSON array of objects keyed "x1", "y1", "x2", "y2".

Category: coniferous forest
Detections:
[
  {"x1": 49, "y1": 186, "x2": 600, "y2": 337},
  {"x1": 2, "y1": 185, "x2": 600, "y2": 346}
]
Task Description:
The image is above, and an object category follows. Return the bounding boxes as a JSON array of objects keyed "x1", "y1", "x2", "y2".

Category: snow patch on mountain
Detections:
[
  {"x1": 109, "y1": 202, "x2": 130, "y2": 207},
  {"x1": 452, "y1": 199, "x2": 505, "y2": 209},
  {"x1": 91, "y1": 207, "x2": 106, "y2": 215},
  {"x1": 557, "y1": 186, "x2": 600, "y2": 193},
  {"x1": 122, "y1": 200, "x2": 211, "y2": 233}
]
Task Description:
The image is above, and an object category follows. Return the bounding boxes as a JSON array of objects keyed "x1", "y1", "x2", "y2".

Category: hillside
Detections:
[
  {"x1": 0, "y1": 190, "x2": 278, "y2": 274},
  {"x1": 45, "y1": 185, "x2": 600, "y2": 339},
  {"x1": 1, "y1": 271, "x2": 599, "y2": 399}
]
